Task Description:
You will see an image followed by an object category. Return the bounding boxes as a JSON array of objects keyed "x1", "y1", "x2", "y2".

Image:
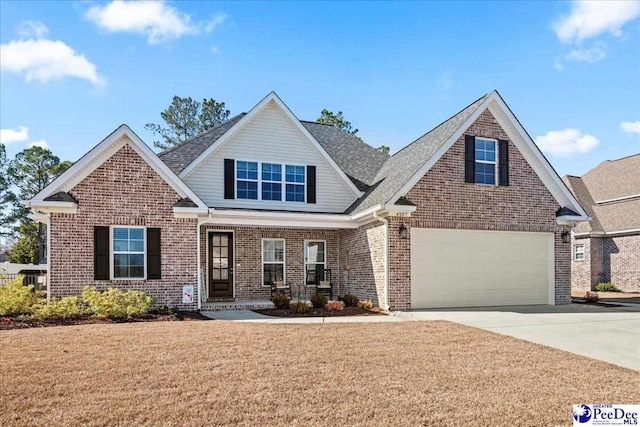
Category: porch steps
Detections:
[{"x1": 201, "y1": 300, "x2": 275, "y2": 311}]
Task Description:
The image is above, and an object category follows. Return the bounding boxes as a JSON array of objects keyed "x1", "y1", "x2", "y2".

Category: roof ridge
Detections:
[
  {"x1": 389, "y1": 93, "x2": 489, "y2": 159},
  {"x1": 606, "y1": 152, "x2": 640, "y2": 162},
  {"x1": 157, "y1": 113, "x2": 247, "y2": 157}
]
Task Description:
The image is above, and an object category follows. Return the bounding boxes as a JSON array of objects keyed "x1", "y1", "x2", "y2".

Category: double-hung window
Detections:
[
  {"x1": 304, "y1": 240, "x2": 326, "y2": 285},
  {"x1": 475, "y1": 138, "x2": 497, "y2": 185},
  {"x1": 262, "y1": 239, "x2": 285, "y2": 286},
  {"x1": 574, "y1": 243, "x2": 585, "y2": 261},
  {"x1": 285, "y1": 165, "x2": 305, "y2": 202},
  {"x1": 112, "y1": 227, "x2": 145, "y2": 279},
  {"x1": 236, "y1": 161, "x2": 258, "y2": 200},
  {"x1": 261, "y1": 163, "x2": 282, "y2": 201}
]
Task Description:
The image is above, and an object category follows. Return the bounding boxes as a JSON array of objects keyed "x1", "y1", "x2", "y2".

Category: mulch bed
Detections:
[
  {"x1": 254, "y1": 306, "x2": 384, "y2": 317},
  {"x1": 0, "y1": 311, "x2": 210, "y2": 331}
]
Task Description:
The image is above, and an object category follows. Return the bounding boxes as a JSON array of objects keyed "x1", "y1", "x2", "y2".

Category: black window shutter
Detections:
[
  {"x1": 224, "y1": 159, "x2": 235, "y2": 199},
  {"x1": 94, "y1": 226, "x2": 109, "y2": 280},
  {"x1": 307, "y1": 166, "x2": 316, "y2": 204},
  {"x1": 464, "y1": 135, "x2": 475, "y2": 183},
  {"x1": 147, "y1": 228, "x2": 161, "y2": 280},
  {"x1": 498, "y1": 139, "x2": 509, "y2": 186}
]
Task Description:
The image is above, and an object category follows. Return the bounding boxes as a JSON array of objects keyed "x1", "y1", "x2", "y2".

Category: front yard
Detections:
[{"x1": 1, "y1": 321, "x2": 638, "y2": 426}]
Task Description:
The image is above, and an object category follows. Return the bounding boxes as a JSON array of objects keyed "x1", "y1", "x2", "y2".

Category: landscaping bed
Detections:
[
  {"x1": 255, "y1": 306, "x2": 384, "y2": 317},
  {"x1": 1, "y1": 311, "x2": 209, "y2": 330}
]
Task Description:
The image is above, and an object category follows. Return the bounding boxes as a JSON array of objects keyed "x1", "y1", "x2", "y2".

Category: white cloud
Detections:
[
  {"x1": 17, "y1": 21, "x2": 49, "y2": 39},
  {"x1": 565, "y1": 42, "x2": 607, "y2": 63},
  {"x1": 0, "y1": 38, "x2": 103, "y2": 85},
  {"x1": 204, "y1": 13, "x2": 227, "y2": 33},
  {"x1": 28, "y1": 140, "x2": 48, "y2": 149},
  {"x1": 0, "y1": 126, "x2": 29, "y2": 144},
  {"x1": 553, "y1": 0, "x2": 640, "y2": 44},
  {"x1": 85, "y1": 0, "x2": 199, "y2": 44},
  {"x1": 621, "y1": 121, "x2": 640, "y2": 133},
  {"x1": 535, "y1": 129, "x2": 599, "y2": 156}
]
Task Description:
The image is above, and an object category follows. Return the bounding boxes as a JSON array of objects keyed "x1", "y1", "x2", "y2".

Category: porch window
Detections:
[
  {"x1": 285, "y1": 164, "x2": 305, "y2": 202},
  {"x1": 262, "y1": 239, "x2": 285, "y2": 286},
  {"x1": 236, "y1": 161, "x2": 258, "y2": 200},
  {"x1": 112, "y1": 227, "x2": 145, "y2": 279},
  {"x1": 574, "y1": 243, "x2": 585, "y2": 261},
  {"x1": 304, "y1": 240, "x2": 326, "y2": 285}
]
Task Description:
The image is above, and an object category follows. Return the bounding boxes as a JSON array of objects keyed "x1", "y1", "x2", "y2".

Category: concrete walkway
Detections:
[{"x1": 203, "y1": 304, "x2": 640, "y2": 370}]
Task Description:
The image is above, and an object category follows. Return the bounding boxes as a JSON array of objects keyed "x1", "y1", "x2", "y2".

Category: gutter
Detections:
[{"x1": 373, "y1": 211, "x2": 390, "y2": 311}]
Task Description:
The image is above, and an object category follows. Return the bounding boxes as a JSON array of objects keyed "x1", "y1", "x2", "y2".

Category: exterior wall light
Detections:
[
  {"x1": 399, "y1": 223, "x2": 408, "y2": 239},
  {"x1": 561, "y1": 230, "x2": 571, "y2": 244}
]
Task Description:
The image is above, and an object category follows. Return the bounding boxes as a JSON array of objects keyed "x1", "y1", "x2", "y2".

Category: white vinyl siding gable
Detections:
[{"x1": 184, "y1": 101, "x2": 358, "y2": 212}]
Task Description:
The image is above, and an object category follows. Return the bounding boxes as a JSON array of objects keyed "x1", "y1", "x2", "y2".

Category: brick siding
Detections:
[
  {"x1": 49, "y1": 143, "x2": 199, "y2": 310},
  {"x1": 400, "y1": 109, "x2": 571, "y2": 307},
  {"x1": 573, "y1": 235, "x2": 640, "y2": 292}
]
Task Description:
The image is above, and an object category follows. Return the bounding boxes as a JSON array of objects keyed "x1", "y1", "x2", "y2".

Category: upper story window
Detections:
[
  {"x1": 285, "y1": 165, "x2": 305, "y2": 202},
  {"x1": 261, "y1": 163, "x2": 282, "y2": 201},
  {"x1": 237, "y1": 161, "x2": 258, "y2": 200},
  {"x1": 475, "y1": 138, "x2": 497, "y2": 185}
]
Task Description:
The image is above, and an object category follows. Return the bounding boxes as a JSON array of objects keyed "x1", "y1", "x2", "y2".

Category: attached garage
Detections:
[{"x1": 410, "y1": 228, "x2": 554, "y2": 309}]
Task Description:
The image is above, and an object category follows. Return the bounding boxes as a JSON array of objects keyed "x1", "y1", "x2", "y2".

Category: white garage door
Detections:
[{"x1": 411, "y1": 228, "x2": 554, "y2": 309}]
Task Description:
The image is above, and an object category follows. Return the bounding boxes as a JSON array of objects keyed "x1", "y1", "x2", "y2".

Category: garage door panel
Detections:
[{"x1": 411, "y1": 228, "x2": 553, "y2": 309}]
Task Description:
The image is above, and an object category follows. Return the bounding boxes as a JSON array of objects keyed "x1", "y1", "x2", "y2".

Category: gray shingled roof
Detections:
[
  {"x1": 346, "y1": 94, "x2": 488, "y2": 213},
  {"x1": 157, "y1": 113, "x2": 389, "y2": 189},
  {"x1": 43, "y1": 192, "x2": 78, "y2": 203},
  {"x1": 173, "y1": 198, "x2": 198, "y2": 208},
  {"x1": 563, "y1": 155, "x2": 640, "y2": 234},
  {"x1": 158, "y1": 114, "x2": 247, "y2": 175}
]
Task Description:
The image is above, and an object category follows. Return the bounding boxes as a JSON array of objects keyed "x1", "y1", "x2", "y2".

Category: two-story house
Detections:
[{"x1": 26, "y1": 91, "x2": 588, "y2": 310}]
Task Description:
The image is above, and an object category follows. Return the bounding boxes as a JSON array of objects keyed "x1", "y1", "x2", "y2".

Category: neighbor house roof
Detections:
[
  {"x1": 563, "y1": 154, "x2": 640, "y2": 235},
  {"x1": 157, "y1": 113, "x2": 390, "y2": 189}
]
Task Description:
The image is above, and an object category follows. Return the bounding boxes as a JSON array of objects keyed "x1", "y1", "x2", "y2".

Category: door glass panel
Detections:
[
  {"x1": 221, "y1": 269, "x2": 228, "y2": 280},
  {"x1": 212, "y1": 269, "x2": 221, "y2": 280},
  {"x1": 213, "y1": 235, "x2": 221, "y2": 246},
  {"x1": 220, "y1": 236, "x2": 228, "y2": 246}
]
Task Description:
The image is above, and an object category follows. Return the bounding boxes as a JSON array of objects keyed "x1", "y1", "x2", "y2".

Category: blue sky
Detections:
[{"x1": 1, "y1": 0, "x2": 639, "y2": 177}]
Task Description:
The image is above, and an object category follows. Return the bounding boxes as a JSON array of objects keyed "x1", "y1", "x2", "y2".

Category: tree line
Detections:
[{"x1": 1, "y1": 95, "x2": 390, "y2": 264}]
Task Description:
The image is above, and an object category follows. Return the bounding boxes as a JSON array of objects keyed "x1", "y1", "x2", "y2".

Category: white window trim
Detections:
[
  {"x1": 574, "y1": 243, "x2": 585, "y2": 262},
  {"x1": 475, "y1": 137, "x2": 498, "y2": 186},
  {"x1": 110, "y1": 225, "x2": 147, "y2": 281},
  {"x1": 304, "y1": 239, "x2": 327, "y2": 286},
  {"x1": 285, "y1": 163, "x2": 306, "y2": 203},
  {"x1": 261, "y1": 238, "x2": 286, "y2": 287},
  {"x1": 235, "y1": 160, "x2": 259, "y2": 200},
  {"x1": 235, "y1": 160, "x2": 307, "y2": 203}
]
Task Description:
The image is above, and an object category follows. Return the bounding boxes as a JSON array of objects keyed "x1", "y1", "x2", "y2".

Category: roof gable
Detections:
[
  {"x1": 176, "y1": 92, "x2": 362, "y2": 197},
  {"x1": 30, "y1": 125, "x2": 207, "y2": 209}
]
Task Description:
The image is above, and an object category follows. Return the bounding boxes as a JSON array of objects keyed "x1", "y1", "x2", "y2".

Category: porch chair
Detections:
[
  {"x1": 306, "y1": 267, "x2": 333, "y2": 300},
  {"x1": 267, "y1": 270, "x2": 291, "y2": 300}
]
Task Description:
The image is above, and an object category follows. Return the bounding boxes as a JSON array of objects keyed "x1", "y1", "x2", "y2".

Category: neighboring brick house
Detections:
[
  {"x1": 27, "y1": 91, "x2": 587, "y2": 310},
  {"x1": 563, "y1": 155, "x2": 640, "y2": 293}
]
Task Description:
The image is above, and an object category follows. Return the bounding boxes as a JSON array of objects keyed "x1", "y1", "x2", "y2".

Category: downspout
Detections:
[
  {"x1": 373, "y1": 211, "x2": 390, "y2": 311},
  {"x1": 196, "y1": 216, "x2": 210, "y2": 310}
]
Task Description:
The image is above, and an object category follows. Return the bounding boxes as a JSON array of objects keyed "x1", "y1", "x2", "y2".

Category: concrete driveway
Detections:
[{"x1": 396, "y1": 304, "x2": 640, "y2": 371}]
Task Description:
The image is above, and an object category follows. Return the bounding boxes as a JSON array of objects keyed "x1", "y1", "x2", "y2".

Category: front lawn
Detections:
[{"x1": 1, "y1": 321, "x2": 637, "y2": 426}]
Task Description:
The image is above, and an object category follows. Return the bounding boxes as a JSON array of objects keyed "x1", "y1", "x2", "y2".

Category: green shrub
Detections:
[
  {"x1": 289, "y1": 301, "x2": 308, "y2": 314},
  {"x1": 0, "y1": 277, "x2": 44, "y2": 316},
  {"x1": 310, "y1": 293, "x2": 328, "y2": 308},
  {"x1": 342, "y1": 294, "x2": 359, "y2": 307},
  {"x1": 33, "y1": 296, "x2": 84, "y2": 320},
  {"x1": 324, "y1": 301, "x2": 343, "y2": 312},
  {"x1": 595, "y1": 283, "x2": 617, "y2": 292},
  {"x1": 81, "y1": 286, "x2": 152, "y2": 318},
  {"x1": 271, "y1": 291, "x2": 291, "y2": 309},
  {"x1": 357, "y1": 299, "x2": 374, "y2": 310}
]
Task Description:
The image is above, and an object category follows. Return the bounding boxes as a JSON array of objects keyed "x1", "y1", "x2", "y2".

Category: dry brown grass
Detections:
[{"x1": 1, "y1": 321, "x2": 637, "y2": 426}]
